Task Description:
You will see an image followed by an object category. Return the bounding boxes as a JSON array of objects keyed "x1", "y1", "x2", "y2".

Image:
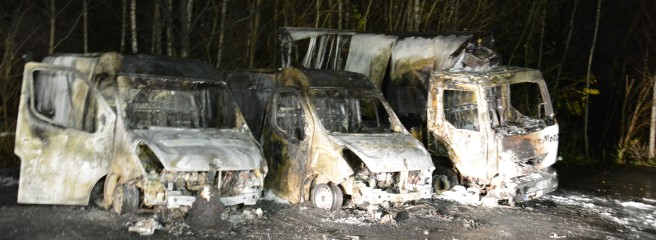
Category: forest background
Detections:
[{"x1": 0, "y1": 0, "x2": 654, "y2": 167}]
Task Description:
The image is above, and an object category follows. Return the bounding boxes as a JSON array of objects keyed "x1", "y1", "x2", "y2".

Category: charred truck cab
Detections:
[
  {"x1": 15, "y1": 52, "x2": 266, "y2": 215},
  {"x1": 429, "y1": 66, "x2": 558, "y2": 203},
  {"x1": 226, "y1": 68, "x2": 434, "y2": 210},
  {"x1": 278, "y1": 27, "x2": 559, "y2": 205}
]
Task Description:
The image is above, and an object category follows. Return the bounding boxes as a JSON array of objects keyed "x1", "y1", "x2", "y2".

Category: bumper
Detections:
[
  {"x1": 510, "y1": 167, "x2": 558, "y2": 203},
  {"x1": 165, "y1": 191, "x2": 261, "y2": 208},
  {"x1": 219, "y1": 192, "x2": 260, "y2": 206},
  {"x1": 354, "y1": 182, "x2": 433, "y2": 205}
]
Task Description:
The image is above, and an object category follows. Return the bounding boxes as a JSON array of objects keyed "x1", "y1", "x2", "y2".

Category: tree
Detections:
[
  {"x1": 130, "y1": 0, "x2": 138, "y2": 53},
  {"x1": 584, "y1": 0, "x2": 602, "y2": 158}
]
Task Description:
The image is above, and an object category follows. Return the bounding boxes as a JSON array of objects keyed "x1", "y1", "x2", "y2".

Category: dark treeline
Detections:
[{"x1": 1, "y1": 0, "x2": 654, "y2": 166}]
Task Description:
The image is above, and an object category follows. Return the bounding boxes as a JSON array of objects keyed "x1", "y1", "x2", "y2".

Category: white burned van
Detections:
[{"x1": 15, "y1": 53, "x2": 267, "y2": 215}]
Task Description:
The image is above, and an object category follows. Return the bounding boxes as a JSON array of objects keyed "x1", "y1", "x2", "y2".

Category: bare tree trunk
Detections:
[
  {"x1": 274, "y1": 0, "x2": 279, "y2": 28},
  {"x1": 538, "y1": 0, "x2": 547, "y2": 69},
  {"x1": 555, "y1": 0, "x2": 578, "y2": 91},
  {"x1": 49, "y1": 0, "x2": 56, "y2": 54},
  {"x1": 165, "y1": 0, "x2": 174, "y2": 56},
  {"x1": 344, "y1": 0, "x2": 350, "y2": 29},
  {"x1": 584, "y1": 0, "x2": 602, "y2": 158},
  {"x1": 509, "y1": 1, "x2": 537, "y2": 65},
  {"x1": 315, "y1": 0, "x2": 321, "y2": 28},
  {"x1": 216, "y1": 0, "x2": 229, "y2": 68},
  {"x1": 130, "y1": 0, "x2": 137, "y2": 53},
  {"x1": 650, "y1": 73, "x2": 656, "y2": 159},
  {"x1": 387, "y1": 0, "x2": 393, "y2": 31},
  {"x1": 413, "y1": 0, "x2": 421, "y2": 31},
  {"x1": 423, "y1": 0, "x2": 437, "y2": 31},
  {"x1": 338, "y1": 0, "x2": 343, "y2": 29},
  {"x1": 283, "y1": 0, "x2": 289, "y2": 26},
  {"x1": 206, "y1": 0, "x2": 218, "y2": 61},
  {"x1": 152, "y1": 0, "x2": 162, "y2": 55},
  {"x1": 248, "y1": 0, "x2": 262, "y2": 68},
  {"x1": 362, "y1": 0, "x2": 372, "y2": 30},
  {"x1": 121, "y1": 0, "x2": 127, "y2": 53},
  {"x1": 180, "y1": 0, "x2": 193, "y2": 58},
  {"x1": 83, "y1": 0, "x2": 88, "y2": 53}
]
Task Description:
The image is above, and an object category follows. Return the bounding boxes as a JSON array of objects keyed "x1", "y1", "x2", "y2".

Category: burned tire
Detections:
[
  {"x1": 433, "y1": 175, "x2": 451, "y2": 194},
  {"x1": 112, "y1": 184, "x2": 139, "y2": 215},
  {"x1": 311, "y1": 183, "x2": 343, "y2": 210},
  {"x1": 433, "y1": 167, "x2": 459, "y2": 194}
]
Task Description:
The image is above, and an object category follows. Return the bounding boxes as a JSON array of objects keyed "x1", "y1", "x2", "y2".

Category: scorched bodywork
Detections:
[
  {"x1": 15, "y1": 52, "x2": 266, "y2": 214},
  {"x1": 226, "y1": 68, "x2": 434, "y2": 210}
]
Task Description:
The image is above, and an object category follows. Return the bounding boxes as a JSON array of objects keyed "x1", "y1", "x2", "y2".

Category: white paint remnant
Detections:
[
  {"x1": 262, "y1": 190, "x2": 290, "y2": 204},
  {"x1": 128, "y1": 218, "x2": 163, "y2": 236}
]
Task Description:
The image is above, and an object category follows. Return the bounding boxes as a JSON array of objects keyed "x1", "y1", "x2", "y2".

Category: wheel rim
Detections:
[{"x1": 312, "y1": 184, "x2": 334, "y2": 210}]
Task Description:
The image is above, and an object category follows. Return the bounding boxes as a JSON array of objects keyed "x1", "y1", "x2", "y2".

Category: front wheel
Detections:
[
  {"x1": 311, "y1": 183, "x2": 343, "y2": 210},
  {"x1": 433, "y1": 175, "x2": 451, "y2": 194},
  {"x1": 112, "y1": 183, "x2": 139, "y2": 215},
  {"x1": 433, "y1": 168, "x2": 459, "y2": 194}
]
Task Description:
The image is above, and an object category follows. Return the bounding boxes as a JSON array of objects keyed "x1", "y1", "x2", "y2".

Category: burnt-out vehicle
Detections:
[
  {"x1": 15, "y1": 52, "x2": 266, "y2": 215},
  {"x1": 226, "y1": 68, "x2": 434, "y2": 210},
  {"x1": 278, "y1": 27, "x2": 559, "y2": 205}
]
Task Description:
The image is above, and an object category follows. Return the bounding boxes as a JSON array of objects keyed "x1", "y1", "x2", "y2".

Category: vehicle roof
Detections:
[
  {"x1": 43, "y1": 52, "x2": 223, "y2": 82},
  {"x1": 432, "y1": 66, "x2": 544, "y2": 87},
  {"x1": 119, "y1": 55, "x2": 223, "y2": 82},
  {"x1": 295, "y1": 68, "x2": 376, "y2": 90}
]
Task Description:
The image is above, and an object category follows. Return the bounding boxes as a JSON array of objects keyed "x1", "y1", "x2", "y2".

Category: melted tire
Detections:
[
  {"x1": 433, "y1": 175, "x2": 451, "y2": 194},
  {"x1": 112, "y1": 184, "x2": 139, "y2": 215}
]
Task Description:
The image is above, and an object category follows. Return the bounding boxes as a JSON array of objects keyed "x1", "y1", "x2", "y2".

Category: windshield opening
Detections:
[
  {"x1": 124, "y1": 77, "x2": 238, "y2": 129},
  {"x1": 487, "y1": 82, "x2": 551, "y2": 134},
  {"x1": 310, "y1": 89, "x2": 393, "y2": 133}
]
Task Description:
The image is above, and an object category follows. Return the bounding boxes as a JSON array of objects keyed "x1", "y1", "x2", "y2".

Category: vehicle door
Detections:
[
  {"x1": 262, "y1": 88, "x2": 313, "y2": 202},
  {"x1": 16, "y1": 63, "x2": 117, "y2": 205},
  {"x1": 439, "y1": 88, "x2": 488, "y2": 180}
]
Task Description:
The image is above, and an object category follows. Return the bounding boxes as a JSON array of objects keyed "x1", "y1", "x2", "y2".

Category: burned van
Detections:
[
  {"x1": 226, "y1": 68, "x2": 434, "y2": 210},
  {"x1": 15, "y1": 52, "x2": 266, "y2": 215},
  {"x1": 278, "y1": 27, "x2": 559, "y2": 205}
]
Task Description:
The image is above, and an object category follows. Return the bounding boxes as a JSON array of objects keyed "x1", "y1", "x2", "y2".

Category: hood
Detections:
[
  {"x1": 331, "y1": 133, "x2": 433, "y2": 173},
  {"x1": 133, "y1": 127, "x2": 264, "y2": 171}
]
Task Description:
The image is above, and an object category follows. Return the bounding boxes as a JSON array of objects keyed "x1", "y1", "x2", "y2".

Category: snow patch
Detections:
[
  {"x1": 546, "y1": 192, "x2": 656, "y2": 233},
  {"x1": 619, "y1": 201, "x2": 655, "y2": 210},
  {"x1": 434, "y1": 185, "x2": 484, "y2": 206},
  {"x1": 262, "y1": 190, "x2": 290, "y2": 204},
  {"x1": 643, "y1": 198, "x2": 656, "y2": 204},
  {"x1": 322, "y1": 216, "x2": 368, "y2": 225}
]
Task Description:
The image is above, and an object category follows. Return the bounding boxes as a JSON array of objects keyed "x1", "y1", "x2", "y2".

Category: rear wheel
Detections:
[
  {"x1": 311, "y1": 183, "x2": 343, "y2": 210},
  {"x1": 112, "y1": 184, "x2": 139, "y2": 215}
]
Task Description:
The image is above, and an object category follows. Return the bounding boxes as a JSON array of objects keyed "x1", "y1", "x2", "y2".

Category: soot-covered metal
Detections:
[
  {"x1": 279, "y1": 27, "x2": 559, "y2": 205},
  {"x1": 227, "y1": 67, "x2": 434, "y2": 210},
  {"x1": 15, "y1": 52, "x2": 267, "y2": 217}
]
